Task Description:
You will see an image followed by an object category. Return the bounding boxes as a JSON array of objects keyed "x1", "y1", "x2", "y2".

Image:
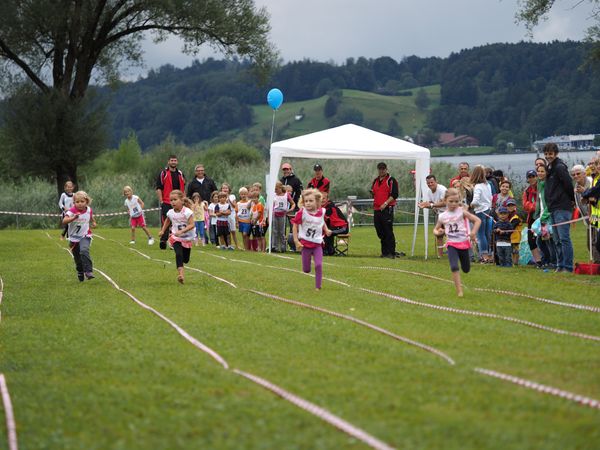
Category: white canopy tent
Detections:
[{"x1": 266, "y1": 124, "x2": 431, "y2": 257}]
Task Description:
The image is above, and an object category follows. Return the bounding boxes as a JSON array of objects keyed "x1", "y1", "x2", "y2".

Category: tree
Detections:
[
  {"x1": 414, "y1": 88, "x2": 431, "y2": 110},
  {"x1": 0, "y1": 0, "x2": 275, "y2": 193},
  {"x1": 516, "y1": 0, "x2": 600, "y2": 64},
  {"x1": 324, "y1": 96, "x2": 338, "y2": 118},
  {"x1": 387, "y1": 118, "x2": 404, "y2": 137}
]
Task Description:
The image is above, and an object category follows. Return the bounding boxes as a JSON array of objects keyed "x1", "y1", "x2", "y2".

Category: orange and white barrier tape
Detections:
[
  {"x1": 359, "y1": 288, "x2": 600, "y2": 343},
  {"x1": 248, "y1": 289, "x2": 455, "y2": 365},
  {"x1": 0, "y1": 374, "x2": 18, "y2": 450},
  {"x1": 475, "y1": 368, "x2": 600, "y2": 410},
  {"x1": 234, "y1": 369, "x2": 396, "y2": 450}
]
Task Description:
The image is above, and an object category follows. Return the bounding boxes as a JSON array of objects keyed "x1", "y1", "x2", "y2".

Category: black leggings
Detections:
[
  {"x1": 173, "y1": 241, "x2": 191, "y2": 268},
  {"x1": 447, "y1": 245, "x2": 471, "y2": 273}
]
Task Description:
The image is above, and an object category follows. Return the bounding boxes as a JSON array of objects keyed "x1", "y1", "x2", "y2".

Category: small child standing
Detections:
[
  {"x1": 208, "y1": 191, "x2": 219, "y2": 246},
  {"x1": 58, "y1": 181, "x2": 75, "y2": 240},
  {"x1": 292, "y1": 189, "x2": 332, "y2": 290},
  {"x1": 191, "y1": 192, "x2": 208, "y2": 246},
  {"x1": 236, "y1": 187, "x2": 253, "y2": 250},
  {"x1": 272, "y1": 181, "x2": 295, "y2": 252},
  {"x1": 434, "y1": 188, "x2": 481, "y2": 297},
  {"x1": 158, "y1": 190, "x2": 195, "y2": 283},
  {"x1": 506, "y1": 198, "x2": 523, "y2": 266},
  {"x1": 250, "y1": 190, "x2": 266, "y2": 252},
  {"x1": 123, "y1": 186, "x2": 154, "y2": 245},
  {"x1": 215, "y1": 191, "x2": 233, "y2": 250},
  {"x1": 494, "y1": 206, "x2": 514, "y2": 267},
  {"x1": 63, "y1": 191, "x2": 97, "y2": 281}
]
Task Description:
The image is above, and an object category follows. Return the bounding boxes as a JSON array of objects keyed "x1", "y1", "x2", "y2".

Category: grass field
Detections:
[{"x1": 0, "y1": 226, "x2": 599, "y2": 449}]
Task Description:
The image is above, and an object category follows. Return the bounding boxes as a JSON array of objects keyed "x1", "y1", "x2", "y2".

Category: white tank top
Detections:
[
  {"x1": 167, "y1": 207, "x2": 195, "y2": 241},
  {"x1": 273, "y1": 193, "x2": 289, "y2": 214},
  {"x1": 67, "y1": 206, "x2": 92, "y2": 242},
  {"x1": 298, "y1": 208, "x2": 325, "y2": 244},
  {"x1": 237, "y1": 200, "x2": 252, "y2": 222},
  {"x1": 439, "y1": 208, "x2": 470, "y2": 244},
  {"x1": 124, "y1": 195, "x2": 143, "y2": 218}
]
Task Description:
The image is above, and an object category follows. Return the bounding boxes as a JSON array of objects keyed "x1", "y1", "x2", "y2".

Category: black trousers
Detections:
[
  {"x1": 173, "y1": 241, "x2": 191, "y2": 268},
  {"x1": 323, "y1": 226, "x2": 349, "y2": 255},
  {"x1": 160, "y1": 203, "x2": 171, "y2": 244},
  {"x1": 374, "y1": 207, "x2": 396, "y2": 256}
]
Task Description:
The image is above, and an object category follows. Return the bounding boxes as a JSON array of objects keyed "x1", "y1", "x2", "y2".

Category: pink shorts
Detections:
[{"x1": 130, "y1": 215, "x2": 146, "y2": 228}]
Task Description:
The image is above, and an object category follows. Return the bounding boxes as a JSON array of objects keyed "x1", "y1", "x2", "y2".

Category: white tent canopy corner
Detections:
[{"x1": 266, "y1": 124, "x2": 431, "y2": 258}]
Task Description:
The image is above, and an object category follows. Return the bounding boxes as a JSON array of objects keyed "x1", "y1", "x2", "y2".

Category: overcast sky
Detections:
[{"x1": 131, "y1": 0, "x2": 591, "y2": 78}]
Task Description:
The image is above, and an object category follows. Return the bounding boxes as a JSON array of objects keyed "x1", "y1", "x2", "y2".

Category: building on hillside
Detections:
[
  {"x1": 534, "y1": 134, "x2": 596, "y2": 151},
  {"x1": 437, "y1": 132, "x2": 480, "y2": 147}
]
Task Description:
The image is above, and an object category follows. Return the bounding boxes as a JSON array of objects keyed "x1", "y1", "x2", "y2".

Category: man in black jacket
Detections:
[
  {"x1": 544, "y1": 143, "x2": 575, "y2": 272},
  {"x1": 186, "y1": 164, "x2": 218, "y2": 205}
]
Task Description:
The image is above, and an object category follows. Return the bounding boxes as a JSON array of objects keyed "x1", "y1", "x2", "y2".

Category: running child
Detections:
[
  {"x1": 292, "y1": 189, "x2": 332, "y2": 290},
  {"x1": 215, "y1": 191, "x2": 233, "y2": 250},
  {"x1": 123, "y1": 186, "x2": 154, "y2": 245},
  {"x1": 191, "y1": 192, "x2": 208, "y2": 246},
  {"x1": 433, "y1": 188, "x2": 481, "y2": 297},
  {"x1": 63, "y1": 191, "x2": 97, "y2": 281},
  {"x1": 158, "y1": 190, "x2": 195, "y2": 284},
  {"x1": 236, "y1": 187, "x2": 253, "y2": 250},
  {"x1": 58, "y1": 181, "x2": 75, "y2": 240}
]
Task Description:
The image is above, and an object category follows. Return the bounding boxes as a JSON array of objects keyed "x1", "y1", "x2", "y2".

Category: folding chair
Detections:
[{"x1": 333, "y1": 233, "x2": 350, "y2": 256}]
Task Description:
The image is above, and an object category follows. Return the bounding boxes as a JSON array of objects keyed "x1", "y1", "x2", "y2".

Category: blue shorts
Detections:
[{"x1": 238, "y1": 222, "x2": 252, "y2": 234}]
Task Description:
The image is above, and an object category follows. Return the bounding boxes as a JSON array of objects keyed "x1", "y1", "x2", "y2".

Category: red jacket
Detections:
[
  {"x1": 157, "y1": 169, "x2": 186, "y2": 204},
  {"x1": 371, "y1": 174, "x2": 398, "y2": 211},
  {"x1": 522, "y1": 184, "x2": 537, "y2": 226}
]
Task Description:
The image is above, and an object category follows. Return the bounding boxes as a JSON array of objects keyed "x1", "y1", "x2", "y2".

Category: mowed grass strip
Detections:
[{"x1": 0, "y1": 228, "x2": 599, "y2": 449}]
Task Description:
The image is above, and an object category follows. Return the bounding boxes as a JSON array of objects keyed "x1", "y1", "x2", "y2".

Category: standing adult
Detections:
[
  {"x1": 418, "y1": 175, "x2": 447, "y2": 258},
  {"x1": 449, "y1": 162, "x2": 470, "y2": 186},
  {"x1": 544, "y1": 143, "x2": 575, "y2": 272},
  {"x1": 186, "y1": 164, "x2": 218, "y2": 206},
  {"x1": 371, "y1": 162, "x2": 399, "y2": 259},
  {"x1": 307, "y1": 164, "x2": 330, "y2": 193},
  {"x1": 470, "y1": 165, "x2": 493, "y2": 263},
  {"x1": 156, "y1": 155, "x2": 185, "y2": 249},
  {"x1": 572, "y1": 164, "x2": 599, "y2": 263},
  {"x1": 522, "y1": 169, "x2": 542, "y2": 266},
  {"x1": 280, "y1": 162, "x2": 303, "y2": 208}
]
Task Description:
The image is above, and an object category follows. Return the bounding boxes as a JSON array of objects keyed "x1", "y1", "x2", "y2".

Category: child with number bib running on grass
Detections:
[
  {"x1": 434, "y1": 188, "x2": 481, "y2": 297},
  {"x1": 292, "y1": 189, "x2": 332, "y2": 290},
  {"x1": 63, "y1": 191, "x2": 97, "y2": 282},
  {"x1": 158, "y1": 190, "x2": 195, "y2": 284},
  {"x1": 123, "y1": 185, "x2": 154, "y2": 245}
]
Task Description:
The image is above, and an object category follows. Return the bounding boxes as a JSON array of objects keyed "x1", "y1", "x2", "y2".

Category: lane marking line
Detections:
[{"x1": 0, "y1": 374, "x2": 18, "y2": 450}]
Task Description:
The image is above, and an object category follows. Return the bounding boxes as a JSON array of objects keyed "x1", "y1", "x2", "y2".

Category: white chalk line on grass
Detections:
[
  {"x1": 248, "y1": 289, "x2": 455, "y2": 365},
  {"x1": 474, "y1": 368, "x2": 600, "y2": 410},
  {"x1": 60, "y1": 243, "x2": 396, "y2": 450},
  {"x1": 360, "y1": 266, "x2": 600, "y2": 313},
  {"x1": 186, "y1": 267, "x2": 237, "y2": 288},
  {"x1": 360, "y1": 288, "x2": 600, "y2": 343},
  {"x1": 0, "y1": 276, "x2": 4, "y2": 323},
  {"x1": 233, "y1": 369, "x2": 396, "y2": 450},
  {"x1": 0, "y1": 374, "x2": 18, "y2": 450},
  {"x1": 95, "y1": 268, "x2": 230, "y2": 370}
]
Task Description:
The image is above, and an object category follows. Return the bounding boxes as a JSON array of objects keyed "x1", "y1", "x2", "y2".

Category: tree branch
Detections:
[{"x1": 0, "y1": 36, "x2": 49, "y2": 92}]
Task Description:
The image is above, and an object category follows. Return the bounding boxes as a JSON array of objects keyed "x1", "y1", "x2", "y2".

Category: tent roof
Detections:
[{"x1": 270, "y1": 124, "x2": 430, "y2": 160}]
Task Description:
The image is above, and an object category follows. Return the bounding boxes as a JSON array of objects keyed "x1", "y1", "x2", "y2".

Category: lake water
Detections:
[{"x1": 433, "y1": 150, "x2": 598, "y2": 184}]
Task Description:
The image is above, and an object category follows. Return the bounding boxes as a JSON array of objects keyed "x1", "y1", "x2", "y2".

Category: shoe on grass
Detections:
[
  {"x1": 159, "y1": 241, "x2": 167, "y2": 250},
  {"x1": 148, "y1": 238, "x2": 155, "y2": 245},
  {"x1": 129, "y1": 240, "x2": 135, "y2": 244},
  {"x1": 85, "y1": 272, "x2": 95, "y2": 280},
  {"x1": 77, "y1": 272, "x2": 85, "y2": 282}
]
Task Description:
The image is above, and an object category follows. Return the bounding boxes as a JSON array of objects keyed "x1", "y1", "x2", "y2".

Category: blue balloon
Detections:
[{"x1": 267, "y1": 88, "x2": 283, "y2": 110}]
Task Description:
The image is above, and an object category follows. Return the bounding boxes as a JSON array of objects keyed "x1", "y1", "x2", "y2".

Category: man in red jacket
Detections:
[
  {"x1": 155, "y1": 155, "x2": 186, "y2": 249},
  {"x1": 522, "y1": 169, "x2": 542, "y2": 266},
  {"x1": 307, "y1": 164, "x2": 330, "y2": 193},
  {"x1": 371, "y1": 162, "x2": 399, "y2": 258}
]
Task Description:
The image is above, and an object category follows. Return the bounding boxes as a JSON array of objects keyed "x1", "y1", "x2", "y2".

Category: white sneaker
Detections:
[
  {"x1": 129, "y1": 240, "x2": 135, "y2": 245},
  {"x1": 148, "y1": 238, "x2": 155, "y2": 245}
]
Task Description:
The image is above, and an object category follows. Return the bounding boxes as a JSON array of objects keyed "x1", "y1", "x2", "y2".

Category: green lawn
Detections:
[{"x1": 0, "y1": 226, "x2": 599, "y2": 449}]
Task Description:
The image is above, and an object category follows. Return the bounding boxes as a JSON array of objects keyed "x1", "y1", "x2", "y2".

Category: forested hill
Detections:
[{"x1": 100, "y1": 40, "x2": 599, "y2": 149}]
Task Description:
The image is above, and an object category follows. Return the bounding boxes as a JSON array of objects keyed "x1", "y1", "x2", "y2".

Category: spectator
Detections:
[
  {"x1": 470, "y1": 165, "x2": 493, "y2": 263},
  {"x1": 155, "y1": 155, "x2": 185, "y2": 249},
  {"x1": 307, "y1": 163, "x2": 330, "y2": 193},
  {"x1": 492, "y1": 180, "x2": 512, "y2": 214},
  {"x1": 449, "y1": 162, "x2": 470, "y2": 186},
  {"x1": 522, "y1": 169, "x2": 542, "y2": 266},
  {"x1": 572, "y1": 164, "x2": 599, "y2": 263},
  {"x1": 322, "y1": 191, "x2": 349, "y2": 256},
  {"x1": 186, "y1": 164, "x2": 218, "y2": 210},
  {"x1": 280, "y1": 162, "x2": 303, "y2": 208},
  {"x1": 485, "y1": 167, "x2": 498, "y2": 195},
  {"x1": 544, "y1": 143, "x2": 575, "y2": 273},
  {"x1": 534, "y1": 163, "x2": 557, "y2": 269},
  {"x1": 418, "y1": 174, "x2": 447, "y2": 258},
  {"x1": 370, "y1": 162, "x2": 399, "y2": 259}
]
